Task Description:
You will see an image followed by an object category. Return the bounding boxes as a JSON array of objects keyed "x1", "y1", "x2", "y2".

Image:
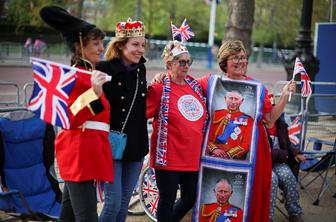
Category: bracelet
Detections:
[{"x1": 208, "y1": 143, "x2": 218, "y2": 154}]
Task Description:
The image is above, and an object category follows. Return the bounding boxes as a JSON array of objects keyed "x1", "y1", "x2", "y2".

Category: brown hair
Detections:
[
  {"x1": 217, "y1": 40, "x2": 246, "y2": 73},
  {"x1": 104, "y1": 37, "x2": 129, "y2": 61},
  {"x1": 71, "y1": 27, "x2": 105, "y2": 65}
]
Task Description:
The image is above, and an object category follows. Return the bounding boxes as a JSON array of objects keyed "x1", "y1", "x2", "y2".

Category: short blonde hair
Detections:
[
  {"x1": 104, "y1": 37, "x2": 129, "y2": 61},
  {"x1": 217, "y1": 40, "x2": 246, "y2": 73}
]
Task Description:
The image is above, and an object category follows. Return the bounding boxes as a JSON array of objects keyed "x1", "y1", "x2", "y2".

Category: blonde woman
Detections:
[{"x1": 96, "y1": 18, "x2": 149, "y2": 222}]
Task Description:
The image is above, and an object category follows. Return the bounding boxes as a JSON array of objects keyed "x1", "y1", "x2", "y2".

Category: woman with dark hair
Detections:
[
  {"x1": 96, "y1": 18, "x2": 149, "y2": 222},
  {"x1": 40, "y1": 6, "x2": 113, "y2": 222}
]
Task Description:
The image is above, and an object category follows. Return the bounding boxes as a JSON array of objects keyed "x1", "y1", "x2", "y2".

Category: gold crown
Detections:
[{"x1": 115, "y1": 18, "x2": 145, "y2": 38}]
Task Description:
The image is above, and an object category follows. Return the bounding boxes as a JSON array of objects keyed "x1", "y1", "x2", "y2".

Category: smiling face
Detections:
[
  {"x1": 82, "y1": 38, "x2": 104, "y2": 66},
  {"x1": 226, "y1": 49, "x2": 248, "y2": 80},
  {"x1": 168, "y1": 53, "x2": 192, "y2": 79},
  {"x1": 120, "y1": 36, "x2": 146, "y2": 65},
  {"x1": 214, "y1": 180, "x2": 233, "y2": 205},
  {"x1": 225, "y1": 91, "x2": 244, "y2": 111}
]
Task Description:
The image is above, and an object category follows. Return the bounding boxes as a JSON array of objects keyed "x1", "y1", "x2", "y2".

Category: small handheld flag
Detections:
[
  {"x1": 170, "y1": 19, "x2": 195, "y2": 43},
  {"x1": 289, "y1": 57, "x2": 312, "y2": 101}
]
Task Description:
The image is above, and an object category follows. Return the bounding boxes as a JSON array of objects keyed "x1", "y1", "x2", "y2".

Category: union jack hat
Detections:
[
  {"x1": 162, "y1": 40, "x2": 189, "y2": 62},
  {"x1": 116, "y1": 18, "x2": 145, "y2": 38}
]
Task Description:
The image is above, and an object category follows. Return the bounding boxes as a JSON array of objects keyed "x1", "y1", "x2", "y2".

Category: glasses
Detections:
[
  {"x1": 228, "y1": 56, "x2": 247, "y2": 64},
  {"x1": 175, "y1": 59, "x2": 193, "y2": 67}
]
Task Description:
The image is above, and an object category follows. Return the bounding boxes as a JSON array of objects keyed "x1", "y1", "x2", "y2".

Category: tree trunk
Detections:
[{"x1": 223, "y1": 0, "x2": 254, "y2": 56}]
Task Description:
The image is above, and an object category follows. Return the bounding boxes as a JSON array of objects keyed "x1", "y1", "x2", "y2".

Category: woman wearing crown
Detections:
[{"x1": 96, "y1": 18, "x2": 149, "y2": 222}]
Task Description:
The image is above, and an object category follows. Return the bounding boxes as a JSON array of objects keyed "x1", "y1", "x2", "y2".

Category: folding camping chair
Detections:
[
  {"x1": 299, "y1": 137, "x2": 336, "y2": 205},
  {"x1": 0, "y1": 109, "x2": 62, "y2": 221}
]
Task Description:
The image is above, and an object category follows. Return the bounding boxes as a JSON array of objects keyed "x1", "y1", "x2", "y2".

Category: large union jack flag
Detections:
[
  {"x1": 171, "y1": 19, "x2": 195, "y2": 43},
  {"x1": 28, "y1": 57, "x2": 80, "y2": 129},
  {"x1": 293, "y1": 57, "x2": 312, "y2": 97},
  {"x1": 288, "y1": 115, "x2": 302, "y2": 145}
]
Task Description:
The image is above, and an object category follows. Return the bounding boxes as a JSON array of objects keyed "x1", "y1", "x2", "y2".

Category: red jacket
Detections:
[
  {"x1": 207, "y1": 109, "x2": 254, "y2": 159},
  {"x1": 199, "y1": 202, "x2": 243, "y2": 222},
  {"x1": 55, "y1": 65, "x2": 113, "y2": 182}
]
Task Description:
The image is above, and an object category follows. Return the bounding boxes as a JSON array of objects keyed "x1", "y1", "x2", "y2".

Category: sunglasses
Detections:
[{"x1": 175, "y1": 59, "x2": 193, "y2": 67}]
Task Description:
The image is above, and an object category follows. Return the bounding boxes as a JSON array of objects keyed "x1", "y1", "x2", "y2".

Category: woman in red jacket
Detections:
[{"x1": 40, "y1": 6, "x2": 113, "y2": 222}]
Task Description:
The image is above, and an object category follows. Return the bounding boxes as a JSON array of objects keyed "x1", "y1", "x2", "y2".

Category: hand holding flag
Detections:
[
  {"x1": 28, "y1": 57, "x2": 111, "y2": 129},
  {"x1": 289, "y1": 57, "x2": 312, "y2": 101}
]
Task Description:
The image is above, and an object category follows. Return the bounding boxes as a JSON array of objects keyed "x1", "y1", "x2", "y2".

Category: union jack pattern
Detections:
[
  {"x1": 288, "y1": 115, "x2": 302, "y2": 145},
  {"x1": 28, "y1": 57, "x2": 78, "y2": 129},
  {"x1": 142, "y1": 167, "x2": 159, "y2": 217},
  {"x1": 171, "y1": 19, "x2": 195, "y2": 43},
  {"x1": 293, "y1": 57, "x2": 312, "y2": 97},
  {"x1": 171, "y1": 23, "x2": 181, "y2": 39}
]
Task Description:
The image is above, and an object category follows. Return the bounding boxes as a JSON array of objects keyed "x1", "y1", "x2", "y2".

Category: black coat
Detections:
[
  {"x1": 270, "y1": 117, "x2": 300, "y2": 177},
  {"x1": 96, "y1": 57, "x2": 149, "y2": 162}
]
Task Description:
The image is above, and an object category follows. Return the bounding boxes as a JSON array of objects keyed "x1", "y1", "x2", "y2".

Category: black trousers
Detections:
[
  {"x1": 59, "y1": 180, "x2": 98, "y2": 222},
  {"x1": 155, "y1": 169, "x2": 198, "y2": 222}
]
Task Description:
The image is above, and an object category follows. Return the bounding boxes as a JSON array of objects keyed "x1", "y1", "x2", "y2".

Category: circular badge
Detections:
[{"x1": 177, "y1": 95, "x2": 204, "y2": 121}]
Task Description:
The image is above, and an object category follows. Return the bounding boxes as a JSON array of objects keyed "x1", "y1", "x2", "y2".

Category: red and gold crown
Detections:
[{"x1": 116, "y1": 18, "x2": 145, "y2": 38}]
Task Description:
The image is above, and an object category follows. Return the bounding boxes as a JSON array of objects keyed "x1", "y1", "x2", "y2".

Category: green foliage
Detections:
[
  {"x1": 96, "y1": 0, "x2": 227, "y2": 42},
  {"x1": 3, "y1": 0, "x2": 335, "y2": 47},
  {"x1": 5, "y1": 0, "x2": 70, "y2": 33},
  {"x1": 253, "y1": 0, "x2": 333, "y2": 47}
]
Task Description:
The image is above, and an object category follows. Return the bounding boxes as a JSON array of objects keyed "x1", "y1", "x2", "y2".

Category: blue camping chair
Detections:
[
  {"x1": 299, "y1": 137, "x2": 336, "y2": 205},
  {"x1": 0, "y1": 110, "x2": 61, "y2": 221}
]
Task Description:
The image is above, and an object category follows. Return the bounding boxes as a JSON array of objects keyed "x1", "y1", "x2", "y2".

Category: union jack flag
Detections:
[
  {"x1": 171, "y1": 19, "x2": 195, "y2": 43},
  {"x1": 293, "y1": 57, "x2": 312, "y2": 97},
  {"x1": 288, "y1": 115, "x2": 302, "y2": 145},
  {"x1": 142, "y1": 168, "x2": 159, "y2": 216},
  {"x1": 28, "y1": 57, "x2": 84, "y2": 129},
  {"x1": 171, "y1": 23, "x2": 181, "y2": 39}
]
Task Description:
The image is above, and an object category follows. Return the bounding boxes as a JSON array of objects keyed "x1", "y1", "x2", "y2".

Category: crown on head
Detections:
[
  {"x1": 116, "y1": 18, "x2": 145, "y2": 38},
  {"x1": 162, "y1": 40, "x2": 189, "y2": 62}
]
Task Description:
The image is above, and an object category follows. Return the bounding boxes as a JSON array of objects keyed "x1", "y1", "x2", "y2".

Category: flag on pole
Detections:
[
  {"x1": 293, "y1": 57, "x2": 312, "y2": 97},
  {"x1": 28, "y1": 57, "x2": 92, "y2": 129},
  {"x1": 288, "y1": 115, "x2": 302, "y2": 145},
  {"x1": 178, "y1": 19, "x2": 195, "y2": 43},
  {"x1": 171, "y1": 22, "x2": 180, "y2": 40},
  {"x1": 170, "y1": 19, "x2": 195, "y2": 43}
]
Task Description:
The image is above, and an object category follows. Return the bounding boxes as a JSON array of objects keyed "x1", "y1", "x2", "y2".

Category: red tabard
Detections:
[{"x1": 245, "y1": 76, "x2": 272, "y2": 222}]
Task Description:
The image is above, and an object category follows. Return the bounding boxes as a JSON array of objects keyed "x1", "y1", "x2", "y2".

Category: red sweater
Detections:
[{"x1": 146, "y1": 81, "x2": 207, "y2": 171}]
